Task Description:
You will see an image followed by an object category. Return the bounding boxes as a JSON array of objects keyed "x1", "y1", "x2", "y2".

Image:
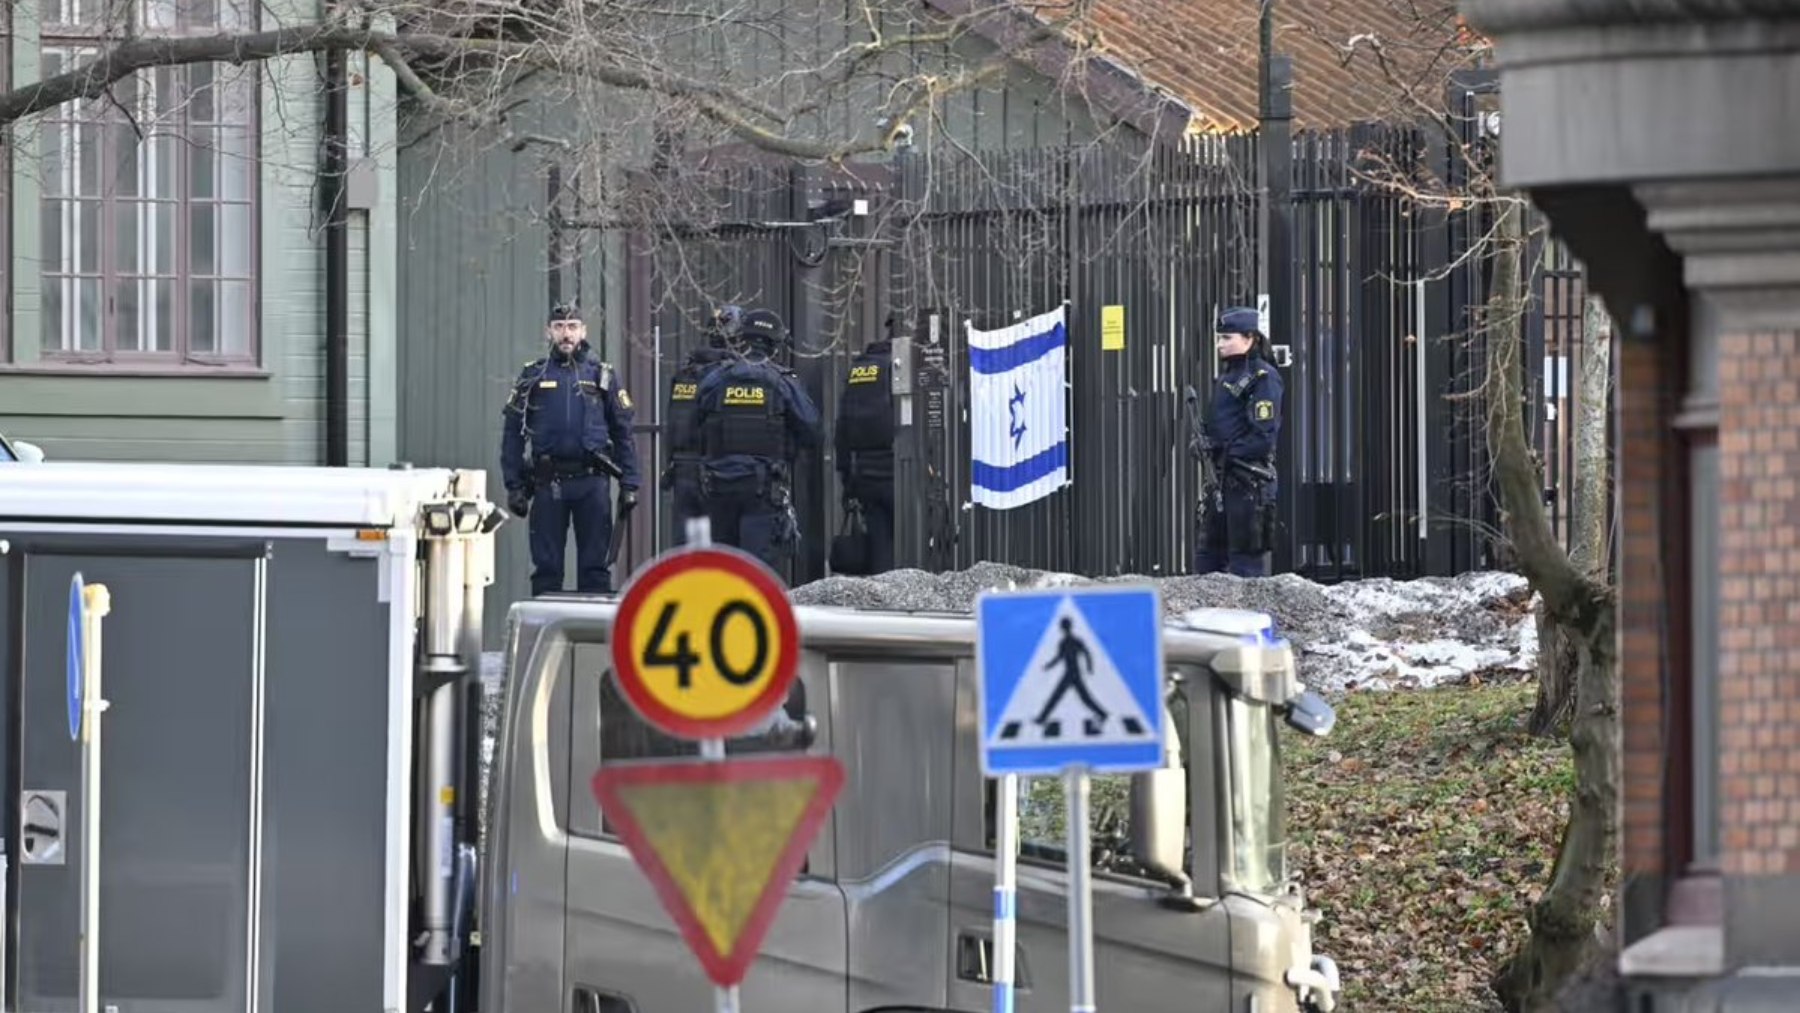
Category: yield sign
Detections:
[{"x1": 591, "y1": 753, "x2": 844, "y2": 986}]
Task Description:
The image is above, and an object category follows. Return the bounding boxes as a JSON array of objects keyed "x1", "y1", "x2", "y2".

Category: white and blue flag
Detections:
[{"x1": 968, "y1": 306, "x2": 1070, "y2": 510}]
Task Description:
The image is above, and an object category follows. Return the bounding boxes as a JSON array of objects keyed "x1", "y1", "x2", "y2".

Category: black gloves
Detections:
[
  {"x1": 507, "y1": 487, "x2": 532, "y2": 517},
  {"x1": 619, "y1": 489, "x2": 638, "y2": 510}
]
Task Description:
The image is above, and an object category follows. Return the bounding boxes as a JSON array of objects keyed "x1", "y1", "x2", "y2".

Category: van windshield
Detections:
[{"x1": 1225, "y1": 697, "x2": 1285, "y2": 894}]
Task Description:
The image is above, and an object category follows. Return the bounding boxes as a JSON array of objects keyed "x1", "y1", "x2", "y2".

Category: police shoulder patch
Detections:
[{"x1": 1253, "y1": 399, "x2": 1276, "y2": 421}]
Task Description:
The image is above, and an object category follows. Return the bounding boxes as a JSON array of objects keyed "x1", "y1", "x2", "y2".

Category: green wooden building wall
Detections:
[{"x1": 0, "y1": 0, "x2": 400, "y2": 468}]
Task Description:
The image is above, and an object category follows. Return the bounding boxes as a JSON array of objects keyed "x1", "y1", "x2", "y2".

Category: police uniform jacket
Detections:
[
  {"x1": 1203, "y1": 352, "x2": 1283, "y2": 473},
  {"x1": 694, "y1": 355, "x2": 822, "y2": 483},
  {"x1": 500, "y1": 341, "x2": 642, "y2": 492}
]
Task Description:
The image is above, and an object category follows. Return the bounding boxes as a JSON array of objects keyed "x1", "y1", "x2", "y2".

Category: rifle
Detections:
[
  {"x1": 1184, "y1": 383, "x2": 1225, "y2": 559},
  {"x1": 589, "y1": 449, "x2": 634, "y2": 571},
  {"x1": 1183, "y1": 384, "x2": 1219, "y2": 510},
  {"x1": 605, "y1": 494, "x2": 635, "y2": 570}
]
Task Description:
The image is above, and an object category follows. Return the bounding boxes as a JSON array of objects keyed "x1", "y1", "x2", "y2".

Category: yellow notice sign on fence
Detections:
[{"x1": 1101, "y1": 304, "x2": 1125, "y2": 350}]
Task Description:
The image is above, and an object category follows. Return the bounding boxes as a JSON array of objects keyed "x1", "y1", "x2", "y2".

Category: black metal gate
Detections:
[{"x1": 568, "y1": 116, "x2": 1586, "y2": 586}]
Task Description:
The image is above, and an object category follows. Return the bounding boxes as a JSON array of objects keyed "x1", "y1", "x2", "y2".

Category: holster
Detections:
[{"x1": 1228, "y1": 457, "x2": 1278, "y2": 486}]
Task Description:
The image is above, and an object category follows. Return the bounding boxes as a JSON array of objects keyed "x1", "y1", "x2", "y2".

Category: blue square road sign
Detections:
[{"x1": 976, "y1": 584, "x2": 1166, "y2": 776}]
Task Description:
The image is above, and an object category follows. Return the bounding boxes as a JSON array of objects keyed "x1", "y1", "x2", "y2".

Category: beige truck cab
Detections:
[{"x1": 482, "y1": 595, "x2": 1342, "y2": 1013}]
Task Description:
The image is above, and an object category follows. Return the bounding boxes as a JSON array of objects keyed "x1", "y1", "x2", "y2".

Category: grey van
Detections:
[{"x1": 482, "y1": 596, "x2": 1343, "y2": 1012}]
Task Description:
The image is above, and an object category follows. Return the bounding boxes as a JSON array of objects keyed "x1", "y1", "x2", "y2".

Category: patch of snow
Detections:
[{"x1": 787, "y1": 563, "x2": 1538, "y2": 694}]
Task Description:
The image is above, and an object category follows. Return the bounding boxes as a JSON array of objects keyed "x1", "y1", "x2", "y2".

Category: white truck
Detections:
[{"x1": 0, "y1": 462, "x2": 1340, "y2": 1013}]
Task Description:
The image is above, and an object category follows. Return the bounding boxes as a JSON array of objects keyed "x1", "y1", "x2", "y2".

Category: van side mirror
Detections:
[
  {"x1": 1129, "y1": 701, "x2": 1198, "y2": 909},
  {"x1": 14, "y1": 440, "x2": 44, "y2": 463},
  {"x1": 1282, "y1": 689, "x2": 1335, "y2": 737}
]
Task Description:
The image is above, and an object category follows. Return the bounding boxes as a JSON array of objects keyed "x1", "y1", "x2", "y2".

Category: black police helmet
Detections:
[
  {"x1": 1216, "y1": 306, "x2": 1259, "y2": 335},
  {"x1": 740, "y1": 308, "x2": 786, "y2": 353}
]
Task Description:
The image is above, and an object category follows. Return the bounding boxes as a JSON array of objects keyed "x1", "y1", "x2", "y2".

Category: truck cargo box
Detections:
[{"x1": 0, "y1": 462, "x2": 497, "y2": 1013}]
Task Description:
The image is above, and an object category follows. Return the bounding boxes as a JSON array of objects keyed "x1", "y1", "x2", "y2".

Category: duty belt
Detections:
[{"x1": 535, "y1": 456, "x2": 594, "y2": 480}]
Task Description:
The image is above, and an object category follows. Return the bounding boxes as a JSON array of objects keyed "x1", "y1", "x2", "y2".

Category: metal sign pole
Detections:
[
  {"x1": 992, "y1": 774, "x2": 1019, "y2": 1013},
  {"x1": 684, "y1": 516, "x2": 741, "y2": 1013},
  {"x1": 76, "y1": 581, "x2": 111, "y2": 1013},
  {"x1": 1063, "y1": 765, "x2": 1095, "y2": 1013}
]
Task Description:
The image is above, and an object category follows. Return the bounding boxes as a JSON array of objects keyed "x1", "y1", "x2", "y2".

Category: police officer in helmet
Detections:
[
  {"x1": 662, "y1": 304, "x2": 743, "y2": 544},
  {"x1": 500, "y1": 302, "x2": 643, "y2": 595},
  {"x1": 1192, "y1": 306, "x2": 1283, "y2": 577},
  {"x1": 693, "y1": 307, "x2": 822, "y2": 567},
  {"x1": 832, "y1": 319, "x2": 898, "y2": 574}
]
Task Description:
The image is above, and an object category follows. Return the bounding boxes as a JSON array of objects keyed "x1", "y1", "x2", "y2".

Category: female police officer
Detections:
[{"x1": 1192, "y1": 306, "x2": 1283, "y2": 577}]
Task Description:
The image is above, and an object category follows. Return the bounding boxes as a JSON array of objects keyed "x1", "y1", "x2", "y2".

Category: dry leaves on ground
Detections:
[{"x1": 1285, "y1": 680, "x2": 1574, "y2": 1012}]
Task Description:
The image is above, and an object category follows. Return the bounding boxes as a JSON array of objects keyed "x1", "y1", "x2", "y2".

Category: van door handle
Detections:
[
  {"x1": 956, "y1": 932, "x2": 993, "y2": 983},
  {"x1": 572, "y1": 986, "x2": 600, "y2": 1013}
]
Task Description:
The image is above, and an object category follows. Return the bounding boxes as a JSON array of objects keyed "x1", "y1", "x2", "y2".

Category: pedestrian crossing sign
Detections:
[{"x1": 976, "y1": 584, "x2": 1166, "y2": 776}]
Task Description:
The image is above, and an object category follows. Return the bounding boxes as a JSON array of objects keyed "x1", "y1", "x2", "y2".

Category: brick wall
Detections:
[
  {"x1": 1620, "y1": 336, "x2": 1670, "y2": 880},
  {"x1": 1718, "y1": 330, "x2": 1800, "y2": 877}
]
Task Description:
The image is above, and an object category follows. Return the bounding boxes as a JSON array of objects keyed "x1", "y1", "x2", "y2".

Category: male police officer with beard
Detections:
[
  {"x1": 501, "y1": 302, "x2": 643, "y2": 595},
  {"x1": 662, "y1": 304, "x2": 743, "y2": 544},
  {"x1": 832, "y1": 322, "x2": 897, "y2": 573},
  {"x1": 1191, "y1": 306, "x2": 1283, "y2": 577},
  {"x1": 693, "y1": 308, "x2": 822, "y2": 567}
]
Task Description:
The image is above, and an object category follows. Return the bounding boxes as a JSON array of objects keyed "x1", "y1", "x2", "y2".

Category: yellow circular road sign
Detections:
[{"x1": 611, "y1": 546, "x2": 799, "y2": 739}]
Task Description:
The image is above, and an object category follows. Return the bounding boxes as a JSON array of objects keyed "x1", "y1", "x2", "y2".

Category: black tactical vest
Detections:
[
  {"x1": 701, "y1": 363, "x2": 791, "y2": 460},
  {"x1": 665, "y1": 350, "x2": 725, "y2": 456},
  {"x1": 838, "y1": 345, "x2": 894, "y2": 452}
]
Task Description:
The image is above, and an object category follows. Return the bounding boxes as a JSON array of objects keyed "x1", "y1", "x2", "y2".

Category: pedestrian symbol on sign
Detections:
[
  {"x1": 1038, "y1": 617, "x2": 1106, "y2": 736},
  {"x1": 977, "y1": 585, "x2": 1164, "y2": 776}
]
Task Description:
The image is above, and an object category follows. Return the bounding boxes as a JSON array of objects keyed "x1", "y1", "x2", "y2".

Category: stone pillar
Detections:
[{"x1": 1642, "y1": 180, "x2": 1800, "y2": 979}]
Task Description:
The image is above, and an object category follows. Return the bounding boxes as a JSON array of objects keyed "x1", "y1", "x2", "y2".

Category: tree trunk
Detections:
[
  {"x1": 1529, "y1": 613, "x2": 1577, "y2": 736},
  {"x1": 1483, "y1": 204, "x2": 1620, "y2": 1012},
  {"x1": 1498, "y1": 614, "x2": 1620, "y2": 1009},
  {"x1": 1529, "y1": 294, "x2": 1613, "y2": 737}
]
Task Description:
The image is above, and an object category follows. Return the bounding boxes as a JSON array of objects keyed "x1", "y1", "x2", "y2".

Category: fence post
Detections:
[
  {"x1": 788, "y1": 164, "x2": 829, "y2": 586},
  {"x1": 1260, "y1": 54, "x2": 1295, "y2": 575}
]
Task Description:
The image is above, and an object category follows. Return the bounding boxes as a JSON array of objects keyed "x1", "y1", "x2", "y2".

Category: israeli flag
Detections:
[{"x1": 968, "y1": 306, "x2": 1071, "y2": 510}]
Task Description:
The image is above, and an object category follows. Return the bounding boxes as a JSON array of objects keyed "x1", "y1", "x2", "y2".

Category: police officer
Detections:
[
  {"x1": 663, "y1": 305, "x2": 743, "y2": 544},
  {"x1": 693, "y1": 308, "x2": 822, "y2": 567},
  {"x1": 1192, "y1": 306, "x2": 1283, "y2": 577},
  {"x1": 833, "y1": 323, "x2": 897, "y2": 574},
  {"x1": 500, "y1": 302, "x2": 643, "y2": 595}
]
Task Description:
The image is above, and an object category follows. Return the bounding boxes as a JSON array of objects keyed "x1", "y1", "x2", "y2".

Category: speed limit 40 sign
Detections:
[{"x1": 610, "y1": 546, "x2": 801, "y2": 740}]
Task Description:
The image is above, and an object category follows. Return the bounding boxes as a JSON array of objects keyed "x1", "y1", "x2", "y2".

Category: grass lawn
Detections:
[{"x1": 1286, "y1": 679, "x2": 1575, "y2": 1012}]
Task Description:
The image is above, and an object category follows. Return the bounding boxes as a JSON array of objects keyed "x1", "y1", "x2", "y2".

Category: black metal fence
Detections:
[{"x1": 571, "y1": 113, "x2": 1591, "y2": 586}]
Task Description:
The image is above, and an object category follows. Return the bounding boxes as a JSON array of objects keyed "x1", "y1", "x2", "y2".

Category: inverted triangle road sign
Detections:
[{"x1": 591, "y1": 753, "x2": 844, "y2": 987}]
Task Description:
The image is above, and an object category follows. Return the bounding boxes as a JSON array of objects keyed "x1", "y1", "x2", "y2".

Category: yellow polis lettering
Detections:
[
  {"x1": 672, "y1": 382, "x2": 699, "y2": 400},
  {"x1": 724, "y1": 385, "x2": 767, "y2": 406},
  {"x1": 848, "y1": 364, "x2": 881, "y2": 384}
]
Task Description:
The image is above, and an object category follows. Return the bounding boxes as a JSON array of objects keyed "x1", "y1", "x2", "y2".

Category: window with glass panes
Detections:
[{"x1": 39, "y1": 0, "x2": 257, "y2": 363}]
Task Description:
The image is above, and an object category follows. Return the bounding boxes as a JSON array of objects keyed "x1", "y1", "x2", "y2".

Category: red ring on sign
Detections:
[{"x1": 610, "y1": 545, "x2": 800, "y2": 740}]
